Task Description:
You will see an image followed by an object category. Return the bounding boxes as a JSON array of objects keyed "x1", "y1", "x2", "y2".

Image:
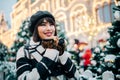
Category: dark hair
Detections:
[{"x1": 33, "y1": 17, "x2": 57, "y2": 42}]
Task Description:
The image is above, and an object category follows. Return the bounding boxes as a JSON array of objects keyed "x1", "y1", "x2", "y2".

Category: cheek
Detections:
[
  {"x1": 52, "y1": 27, "x2": 56, "y2": 34},
  {"x1": 37, "y1": 27, "x2": 43, "y2": 37}
]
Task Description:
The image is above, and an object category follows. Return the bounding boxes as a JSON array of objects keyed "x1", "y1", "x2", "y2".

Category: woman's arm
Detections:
[
  {"x1": 59, "y1": 51, "x2": 81, "y2": 80},
  {"x1": 16, "y1": 46, "x2": 42, "y2": 80}
]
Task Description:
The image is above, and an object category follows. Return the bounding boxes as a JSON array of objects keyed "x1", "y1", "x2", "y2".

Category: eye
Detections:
[
  {"x1": 40, "y1": 23, "x2": 46, "y2": 26},
  {"x1": 50, "y1": 23, "x2": 54, "y2": 26}
]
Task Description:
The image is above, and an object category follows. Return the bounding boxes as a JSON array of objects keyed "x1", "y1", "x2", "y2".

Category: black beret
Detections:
[{"x1": 29, "y1": 11, "x2": 55, "y2": 34}]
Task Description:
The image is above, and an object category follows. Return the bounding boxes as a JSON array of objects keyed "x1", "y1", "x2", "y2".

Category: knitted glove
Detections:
[
  {"x1": 57, "y1": 38, "x2": 66, "y2": 56},
  {"x1": 41, "y1": 38, "x2": 66, "y2": 56}
]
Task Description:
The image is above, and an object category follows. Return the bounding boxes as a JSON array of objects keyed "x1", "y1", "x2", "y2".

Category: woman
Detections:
[{"x1": 16, "y1": 10, "x2": 80, "y2": 80}]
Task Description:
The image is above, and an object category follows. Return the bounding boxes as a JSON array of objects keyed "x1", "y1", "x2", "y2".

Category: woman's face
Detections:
[{"x1": 37, "y1": 19, "x2": 56, "y2": 39}]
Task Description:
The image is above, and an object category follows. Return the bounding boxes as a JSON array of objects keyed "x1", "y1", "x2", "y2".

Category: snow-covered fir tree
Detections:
[
  {"x1": 87, "y1": 46, "x2": 105, "y2": 76},
  {"x1": 10, "y1": 18, "x2": 32, "y2": 61},
  {"x1": 83, "y1": 1, "x2": 120, "y2": 80},
  {"x1": 102, "y1": 1, "x2": 120, "y2": 79},
  {"x1": 0, "y1": 41, "x2": 8, "y2": 61}
]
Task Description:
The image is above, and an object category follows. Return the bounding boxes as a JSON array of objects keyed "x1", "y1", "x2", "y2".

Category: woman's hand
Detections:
[
  {"x1": 41, "y1": 36, "x2": 59, "y2": 49},
  {"x1": 57, "y1": 38, "x2": 66, "y2": 55},
  {"x1": 41, "y1": 36, "x2": 66, "y2": 55}
]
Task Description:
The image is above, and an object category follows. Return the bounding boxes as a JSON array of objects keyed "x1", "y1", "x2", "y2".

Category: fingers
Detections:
[{"x1": 53, "y1": 36, "x2": 59, "y2": 46}]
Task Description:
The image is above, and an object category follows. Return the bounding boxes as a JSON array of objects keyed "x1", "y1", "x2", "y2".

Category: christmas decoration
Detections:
[
  {"x1": 87, "y1": 46, "x2": 104, "y2": 76},
  {"x1": 82, "y1": 49, "x2": 92, "y2": 70},
  {"x1": 102, "y1": 71, "x2": 114, "y2": 80},
  {"x1": 114, "y1": 10, "x2": 120, "y2": 21},
  {"x1": 117, "y1": 38, "x2": 120, "y2": 47},
  {"x1": 68, "y1": 39, "x2": 88, "y2": 67}
]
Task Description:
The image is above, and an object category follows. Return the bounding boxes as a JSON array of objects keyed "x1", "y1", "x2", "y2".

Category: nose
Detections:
[{"x1": 46, "y1": 25, "x2": 51, "y2": 30}]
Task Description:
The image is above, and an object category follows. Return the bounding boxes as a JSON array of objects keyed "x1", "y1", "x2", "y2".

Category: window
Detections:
[
  {"x1": 96, "y1": 6, "x2": 104, "y2": 23},
  {"x1": 96, "y1": 2, "x2": 115, "y2": 23},
  {"x1": 103, "y1": 3, "x2": 111, "y2": 23}
]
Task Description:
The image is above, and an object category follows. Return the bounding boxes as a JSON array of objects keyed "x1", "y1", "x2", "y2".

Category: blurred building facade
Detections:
[
  {"x1": 0, "y1": 0, "x2": 115, "y2": 48},
  {"x1": 0, "y1": 13, "x2": 8, "y2": 34}
]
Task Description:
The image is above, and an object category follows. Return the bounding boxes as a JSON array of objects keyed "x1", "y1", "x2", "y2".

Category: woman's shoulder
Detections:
[{"x1": 16, "y1": 46, "x2": 25, "y2": 60}]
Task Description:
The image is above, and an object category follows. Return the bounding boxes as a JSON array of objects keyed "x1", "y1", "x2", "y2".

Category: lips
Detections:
[{"x1": 44, "y1": 32, "x2": 53, "y2": 37}]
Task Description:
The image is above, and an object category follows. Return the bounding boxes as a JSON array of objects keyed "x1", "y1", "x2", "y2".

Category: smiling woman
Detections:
[
  {"x1": 32, "y1": 17, "x2": 56, "y2": 42},
  {"x1": 16, "y1": 10, "x2": 81, "y2": 80}
]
